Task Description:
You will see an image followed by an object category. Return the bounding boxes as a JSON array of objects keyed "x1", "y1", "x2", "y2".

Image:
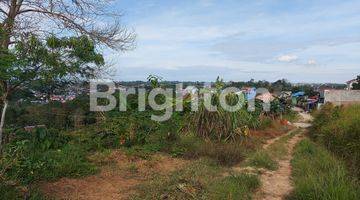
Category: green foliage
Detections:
[
  {"x1": 3, "y1": 35, "x2": 104, "y2": 93},
  {"x1": 310, "y1": 103, "x2": 360, "y2": 178},
  {"x1": 0, "y1": 184, "x2": 46, "y2": 200},
  {"x1": 288, "y1": 139, "x2": 360, "y2": 200},
  {"x1": 191, "y1": 96, "x2": 259, "y2": 142},
  {"x1": 351, "y1": 75, "x2": 360, "y2": 90},
  {"x1": 0, "y1": 128, "x2": 97, "y2": 185},
  {"x1": 147, "y1": 74, "x2": 163, "y2": 88},
  {"x1": 214, "y1": 76, "x2": 225, "y2": 91},
  {"x1": 7, "y1": 95, "x2": 97, "y2": 130}
]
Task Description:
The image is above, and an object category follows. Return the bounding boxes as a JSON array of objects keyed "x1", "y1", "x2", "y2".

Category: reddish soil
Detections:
[
  {"x1": 39, "y1": 150, "x2": 188, "y2": 200},
  {"x1": 251, "y1": 121, "x2": 293, "y2": 139}
]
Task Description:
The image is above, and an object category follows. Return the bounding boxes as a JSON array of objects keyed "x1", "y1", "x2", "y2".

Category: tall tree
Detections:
[
  {"x1": 0, "y1": 0, "x2": 135, "y2": 149},
  {"x1": 0, "y1": 34, "x2": 105, "y2": 149}
]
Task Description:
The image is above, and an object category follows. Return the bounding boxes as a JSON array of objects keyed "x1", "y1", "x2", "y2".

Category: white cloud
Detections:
[
  {"x1": 277, "y1": 55, "x2": 298, "y2": 62},
  {"x1": 307, "y1": 59, "x2": 317, "y2": 65}
]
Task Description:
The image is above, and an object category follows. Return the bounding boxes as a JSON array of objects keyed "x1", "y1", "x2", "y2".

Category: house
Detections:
[
  {"x1": 346, "y1": 79, "x2": 358, "y2": 90},
  {"x1": 256, "y1": 92, "x2": 275, "y2": 102}
]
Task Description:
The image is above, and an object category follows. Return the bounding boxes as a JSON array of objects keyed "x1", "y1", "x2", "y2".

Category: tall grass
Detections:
[
  {"x1": 310, "y1": 103, "x2": 360, "y2": 178},
  {"x1": 191, "y1": 93, "x2": 260, "y2": 142},
  {"x1": 288, "y1": 139, "x2": 360, "y2": 200}
]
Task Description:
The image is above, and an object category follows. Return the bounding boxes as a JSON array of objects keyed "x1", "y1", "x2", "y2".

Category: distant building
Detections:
[{"x1": 346, "y1": 79, "x2": 358, "y2": 90}]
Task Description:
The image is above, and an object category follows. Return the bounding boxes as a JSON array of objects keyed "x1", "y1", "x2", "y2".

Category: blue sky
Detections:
[{"x1": 105, "y1": 0, "x2": 360, "y2": 83}]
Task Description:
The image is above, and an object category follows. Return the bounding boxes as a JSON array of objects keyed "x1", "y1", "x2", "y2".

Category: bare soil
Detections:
[
  {"x1": 39, "y1": 150, "x2": 188, "y2": 200},
  {"x1": 254, "y1": 133, "x2": 303, "y2": 200}
]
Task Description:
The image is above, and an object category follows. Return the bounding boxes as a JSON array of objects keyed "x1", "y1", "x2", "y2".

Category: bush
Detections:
[
  {"x1": 1, "y1": 128, "x2": 97, "y2": 185},
  {"x1": 1, "y1": 141, "x2": 97, "y2": 184},
  {"x1": 310, "y1": 103, "x2": 360, "y2": 177},
  {"x1": 191, "y1": 102, "x2": 259, "y2": 142}
]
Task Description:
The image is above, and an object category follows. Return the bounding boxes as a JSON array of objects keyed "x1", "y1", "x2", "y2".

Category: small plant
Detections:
[
  {"x1": 246, "y1": 150, "x2": 278, "y2": 170},
  {"x1": 127, "y1": 163, "x2": 139, "y2": 174},
  {"x1": 208, "y1": 173, "x2": 260, "y2": 200}
]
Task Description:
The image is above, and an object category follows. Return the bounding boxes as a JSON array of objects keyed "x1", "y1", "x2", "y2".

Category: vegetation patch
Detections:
[
  {"x1": 246, "y1": 150, "x2": 278, "y2": 170},
  {"x1": 131, "y1": 158, "x2": 260, "y2": 200},
  {"x1": 310, "y1": 103, "x2": 360, "y2": 178},
  {"x1": 288, "y1": 138, "x2": 360, "y2": 200},
  {"x1": 208, "y1": 173, "x2": 260, "y2": 200}
]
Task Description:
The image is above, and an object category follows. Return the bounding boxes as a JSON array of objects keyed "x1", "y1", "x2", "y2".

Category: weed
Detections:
[
  {"x1": 208, "y1": 173, "x2": 260, "y2": 200},
  {"x1": 131, "y1": 158, "x2": 221, "y2": 200},
  {"x1": 127, "y1": 163, "x2": 139, "y2": 174},
  {"x1": 288, "y1": 139, "x2": 360, "y2": 200},
  {"x1": 310, "y1": 103, "x2": 360, "y2": 178},
  {"x1": 246, "y1": 150, "x2": 278, "y2": 170}
]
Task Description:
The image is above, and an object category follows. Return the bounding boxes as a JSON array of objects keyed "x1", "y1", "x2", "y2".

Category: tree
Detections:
[
  {"x1": 0, "y1": 0, "x2": 135, "y2": 149},
  {"x1": 0, "y1": 0, "x2": 135, "y2": 50},
  {"x1": 0, "y1": 34, "x2": 105, "y2": 149},
  {"x1": 351, "y1": 75, "x2": 360, "y2": 90},
  {"x1": 147, "y1": 74, "x2": 163, "y2": 89}
]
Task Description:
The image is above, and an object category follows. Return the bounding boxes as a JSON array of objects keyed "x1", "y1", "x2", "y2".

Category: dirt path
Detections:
[
  {"x1": 254, "y1": 133, "x2": 303, "y2": 200},
  {"x1": 254, "y1": 109, "x2": 312, "y2": 200},
  {"x1": 292, "y1": 107, "x2": 313, "y2": 128},
  {"x1": 39, "y1": 151, "x2": 188, "y2": 200}
]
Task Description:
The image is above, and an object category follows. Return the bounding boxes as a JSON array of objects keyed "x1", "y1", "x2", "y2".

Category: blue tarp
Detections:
[
  {"x1": 292, "y1": 91, "x2": 305, "y2": 97},
  {"x1": 246, "y1": 88, "x2": 257, "y2": 100}
]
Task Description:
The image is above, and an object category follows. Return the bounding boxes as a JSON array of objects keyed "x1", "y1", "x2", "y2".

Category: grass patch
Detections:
[
  {"x1": 288, "y1": 138, "x2": 360, "y2": 200},
  {"x1": 310, "y1": 103, "x2": 360, "y2": 178},
  {"x1": 131, "y1": 158, "x2": 222, "y2": 199},
  {"x1": 246, "y1": 150, "x2": 278, "y2": 170},
  {"x1": 267, "y1": 129, "x2": 300, "y2": 159},
  {"x1": 282, "y1": 110, "x2": 299, "y2": 122},
  {"x1": 245, "y1": 129, "x2": 300, "y2": 170},
  {"x1": 131, "y1": 158, "x2": 260, "y2": 200},
  {"x1": 0, "y1": 183, "x2": 46, "y2": 200},
  {"x1": 170, "y1": 133, "x2": 259, "y2": 167},
  {"x1": 208, "y1": 173, "x2": 260, "y2": 200}
]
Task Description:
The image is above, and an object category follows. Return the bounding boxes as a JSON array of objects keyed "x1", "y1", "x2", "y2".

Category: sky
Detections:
[{"x1": 105, "y1": 0, "x2": 360, "y2": 83}]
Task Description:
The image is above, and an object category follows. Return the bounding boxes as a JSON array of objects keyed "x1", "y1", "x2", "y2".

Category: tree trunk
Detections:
[{"x1": 0, "y1": 99, "x2": 8, "y2": 151}]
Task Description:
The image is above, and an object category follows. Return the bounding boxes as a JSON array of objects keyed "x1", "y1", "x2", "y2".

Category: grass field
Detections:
[{"x1": 288, "y1": 138, "x2": 360, "y2": 200}]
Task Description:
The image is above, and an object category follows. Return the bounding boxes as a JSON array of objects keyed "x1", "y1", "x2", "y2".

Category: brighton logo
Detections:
[{"x1": 89, "y1": 80, "x2": 271, "y2": 122}]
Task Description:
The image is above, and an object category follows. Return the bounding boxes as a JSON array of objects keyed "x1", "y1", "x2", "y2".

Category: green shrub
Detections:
[
  {"x1": 12, "y1": 128, "x2": 69, "y2": 151},
  {"x1": 310, "y1": 103, "x2": 360, "y2": 177},
  {"x1": 1, "y1": 141, "x2": 97, "y2": 184}
]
